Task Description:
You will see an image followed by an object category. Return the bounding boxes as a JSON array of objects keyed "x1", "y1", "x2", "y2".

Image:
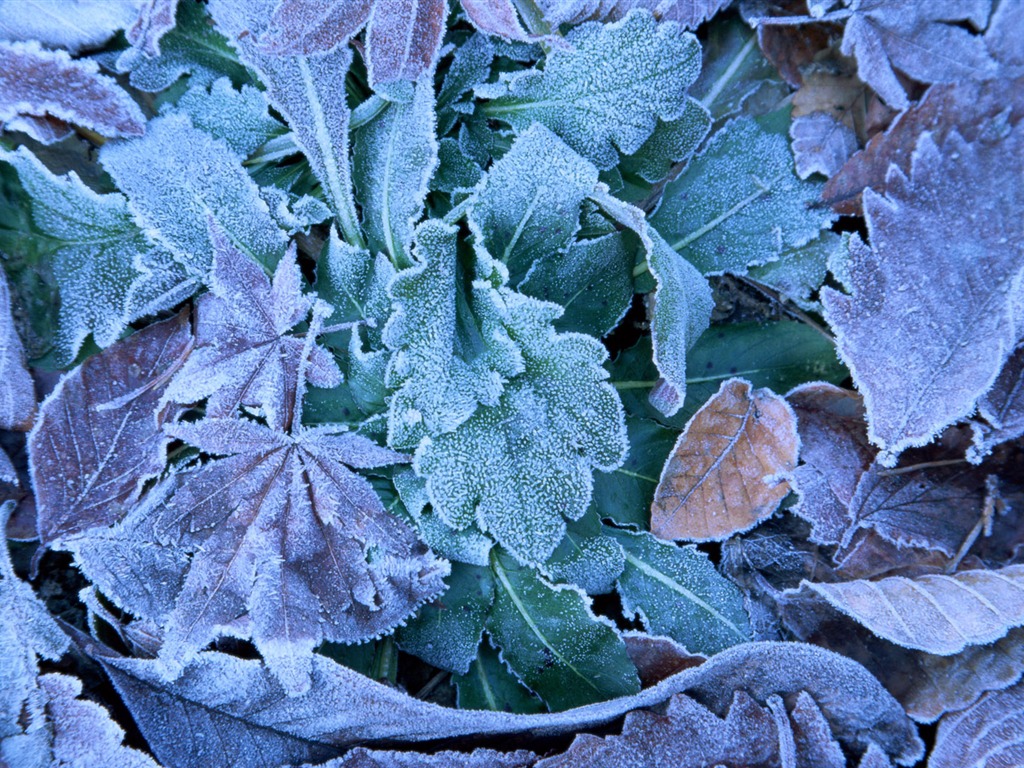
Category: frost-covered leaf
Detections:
[
  {"x1": 29, "y1": 311, "x2": 191, "y2": 544},
  {"x1": 315, "y1": 229, "x2": 396, "y2": 344},
  {"x1": 453, "y1": 641, "x2": 546, "y2": 714},
  {"x1": 541, "y1": 0, "x2": 730, "y2": 28},
  {"x1": 116, "y1": 0, "x2": 250, "y2": 93},
  {"x1": 461, "y1": 0, "x2": 536, "y2": 41},
  {"x1": 928, "y1": 678, "x2": 1024, "y2": 768},
  {"x1": 353, "y1": 75, "x2": 438, "y2": 267},
  {"x1": 519, "y1": 231, "x2": 633, "y2": 338},
  {"x1": 971, "y1": 344, "x2": 1024, "y2": 462},
  {"x1": 365, "y1": 0, "x2": 447, "y2": 86},
  {"x1": 791, "y1": 112, "x2": 859, "y2": 180},
  {"x1": 0, "y1": 41, "x2": 144, "y2": 144},
  {"x1": 415, "y1": 290, "x2": 627, "y2": 565},
  {"x1": 307, "y1": 747, "x2": 537, "y2": 768},
  {"x1": 747, "y1": 230, "x2": 845, "y2": 310},
  {"x1": 257, "y1": 0, "x2": 372, "y2": 55},
  {"x1": 396, "y1": 563, "x2": 493, "y2": 674},
  {"x1": 125, "y1": 0, "x2": 178, "y2": 57},
  {"x1": 611, "y1": 528, "x2": 751, "y2": 654},
  {"x1": 541, "y1": 509, "x2": 625, "y2": 594},
  {"x1": 163, "y1": 224, "x2": 340, "y2": 431},
  {"x1": 650, "y1": 114, "x2": 834, "y2": 276},
  {"x1": 0, "y1": 145, "x2": 195, "y2": 363},
  {"x1": 167, "y1": 78, "x2": 284, "y2": 160},
  {"x1": 487, "y1": 551, "x2": 640, "y2": 710},
  {"x1": 839, "y1": 0, "x2": 996, "y2": 110},
  {"x1": 468, "y1": 124, "x2": 598, "y2": 286},
  {"x1": 478, "y1": 9, "x2": 701, "y2": 169},
  {"x1": 0, "y1": 0, "x2": 139, "y2": 54},
  {"x1": 618, "y1": 97, "x2": 711, "y2": 184},
  {"x1": 383, "y1": 219, "x2": 521, "y2": 450},
  {"x1": 591, "y1": 417, "x2": 676, "y2": 528},
  {"x1": 821, "y1": 129, "x2": 1024, "y2": 466},
  {"x1": 652, "y1": 378, "x2": 799, "y2": 542},
  {"x1": 157, "y1": 415, "x2": 446, "y2": 693},
  {"x1": 798, "y1": 565, "x2": 1024, "y2": 655},
  {"x1": 0, "y1": 269, "x2": 34, "y2": 430}
]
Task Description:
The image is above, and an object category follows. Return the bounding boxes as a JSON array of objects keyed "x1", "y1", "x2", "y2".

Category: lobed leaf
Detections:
[
  {"x1": 970, "y1": 344, "x2": 1024, "y2": 462},
  {"x1": 618, "y1": 96, "x2": 711, "y2": 184},
  {"x1": 167, "y1": 78, "x2": 284, "y2": 160}
]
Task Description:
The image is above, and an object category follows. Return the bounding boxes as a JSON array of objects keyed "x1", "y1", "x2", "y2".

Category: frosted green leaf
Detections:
[
  {"x1": 520, "y1": 231, "x2": 633, "y2": 338},
  {"x1": 167, "y1": 78, "x2": 285, "y2": 159},
  {"x1": 384, "y1": 220, "x2": 522, "y2": 450},
  {"x1": 478, "y1": 9, "x2": 701, "y2": 169},
  {"x1": 747, "y1": 231, "x2": 845, "y2": 311},
  {"x1": 353, "y1": 75, "x2": 438, "y2": 268},
  {"x1": 619, "y1": 97, "x2": 712, "y2": 183},
  {"x1": 0, "y1": 146, "x2": 195, "y2": 363},
  {"x1": 116, "y1": 0, "x2": 250, "y2": 93},
  {"x1": 101, "y1": 114, "x2": 287, "y2": 274},
  {"x1": 396, "y1": 563, "x2": 494, "y2": 674},
  {"x1": 651, "y1": 115, "x2": 833, "y2": 276},
  {"x1": 315, "y1": 229, "x2": 396, "y2": 348},
  {"x1": 438, "y1": 32, "x2": 495, "y2": 112},
  {"x1": 610, "y1": 528, "x2": 751, "y2": 655},
  {"x1": 488, "y1": 551, "x2": 639, "y2": 711},
  {"x1": 541, "y1": 510, "x2": 625, "y2": 595},
  {"x1": 453, "y1": 641, "x2": 545, "y2": 714},
  {"x1": 433, "y1": 137, "x2": 483, "y2": 195},
  {"x1": 468, "y1": 125, "x2": 598, "y2": 287},
  {"x1": 591, "y1": 417, "x2": 676, "y2": 528},
  {"x1": 416, "y1": 291, "x2": 627, "y2": 565}
]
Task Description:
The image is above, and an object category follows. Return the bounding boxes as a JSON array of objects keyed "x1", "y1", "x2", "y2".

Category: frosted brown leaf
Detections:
[{"x1": 651, "y1": 378, "x2": 799, "y2": 542}]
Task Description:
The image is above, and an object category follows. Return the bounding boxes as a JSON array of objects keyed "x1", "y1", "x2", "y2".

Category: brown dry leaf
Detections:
[{"x1": 652, "y1": 378, "x2": 799, "y2": 542}]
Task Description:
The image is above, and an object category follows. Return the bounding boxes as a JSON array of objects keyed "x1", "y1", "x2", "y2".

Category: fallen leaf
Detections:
[
  {"x1": 126, "y1": 0, "x2": 180, "y2": 57},
  {"x1": 652, "y1": 378, "x2": 800, "y2": 542},
  {"x1": 970, "y1": 344, "x2": 1024, "y2": 462},
  {"x1": 540, "y1": 0, "x2": 731, "y2": 28},
  {"x1": 0, "y1": 0, "x2": 140, "y2": 54},
  {"x1": 928, "y1": 678, "x2": 1024, "y2": 768},
  {"x1": 791, "y1": 111, "x2": 860, "y2": 179}
]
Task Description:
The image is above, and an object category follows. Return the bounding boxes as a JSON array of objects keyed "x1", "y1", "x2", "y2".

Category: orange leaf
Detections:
[{"x1": 651, "y1": 378, "x2": 799, "y2": 542}]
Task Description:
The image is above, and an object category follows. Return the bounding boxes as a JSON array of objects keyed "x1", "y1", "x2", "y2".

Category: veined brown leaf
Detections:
[{"x1": 652, "y1": 378, "x2": 799, "y2": 542}]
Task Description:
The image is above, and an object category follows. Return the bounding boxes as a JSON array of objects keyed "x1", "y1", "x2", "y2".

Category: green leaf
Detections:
[
  {"x1": 315, "y1": 229, "x2": 395, "y2": 348},
  {"x1": 609, "y1": 529, "x2": 751, "y2": 655},
  {"x1": 0, "y1": 146, "x2": 194, "y2": 363},
  {"x1": 747, "y1": 231, "x2": 846, "y2": 310},
  {"x1": 592, "y1": 417, "x2": 676, "y2": 529},
  {"x1": 453, "y1": 641, "x2": 544, "y2": 714},
  {"x1": 650, "y1": 114, "x2": 833, "y2": 276},
  {"x1": 619, "y1": 97, "x2": 712, "y2": 184},
  {"x1": 166, "y1": 78, "x2": 285, "y2": 159},
  {"x1": 478, "y1": 10, "x2": 701, "y2": 169},
  {"x1": 353, "y1": 75, "x2": 438, "y2": 268},
  {"x1": 396, "y1": 563, "x2": 494, "y2": 674},
  {"x1": 519, "y1": 231, "x2": 633, "y2": 338},
  {"x1": 433, "y1": 137, "x2": 482, "y2": 196},
  {"x1": 415, "y1": 290, "x2": 627, "y2": 565},
  {"x1": 487, "y1": 551, "x2": 640, "y2": 711},
  {"x1": 541, "y1": 508, "x2": 625, "y2": 595},
  {"x1": 100, "y1": 114, "x2": 288, "y2": 274},
  {"x1": 468, "y1": 124, "x2": 598, "y2": 287}
]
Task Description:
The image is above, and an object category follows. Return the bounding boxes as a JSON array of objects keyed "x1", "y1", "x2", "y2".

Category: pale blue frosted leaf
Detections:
[
  {"x1": 929, "y1": 678, "x2": 1024, "y2": 768},
  {"x1": 256, "y1": 0, "x2": 372, "y2": 56},
  {"x1": 125, "y1": 0, "x2": 179, "y2": 58},
  {"x1": 0, "y1": 270, "x2": 35, "y2": 430},
  {"x1": 520, "y1": 231, "x2": 633, "y2": 338},
  {"x1": 453, "y1": 641, "x2": 545, "y2": 714},
  {"x1": 619, "y1": 97, "x2": 712, "y2": 183},
  {"x1": 101, "y1": 114, "x2": 287, "y2": 274},
  {"x1": 315, "y1": 229, "x2": 396, "y2": 348},
  {"x1": 365, "y1": 0, "x2": 447, "y2": 86},
  {"x1": 610, "y1": 528, "x2": 751, "y2": 654},
  {"x1": 208, "y1": 0, "x2": 365, "y2": 245},
  {"x1": 416, "y1": 290, "x2": 627, "y2": 565},
  {"x1": 396, "y1": 563, "x2": 493, "y2": 674},
  {"x1": 384, "y1": 219, "x2": 522, "y2": 450},
  {"x1": 0, "y1": 0, "x2": 138, "y2": 53},
  {"x1": 116, "y1": 0, "x2": 251, "y2": 92},
  {"x1": 488, "y1": 551, "x2": 640, "y2": 710},
  {"x1": 439, "y1": 32, "x2": 495, "y2": 110},
  {"x1": 306, "y1": 746, "x2": 537, "y2": 768},
  {"x1": 468, "y1": 124, "x2": 599, "y2": 286},
  {"x1": 541, "y1": 509, "x2": 625, "y2": 595},
  {"x1": 591, "y1": 416, "x2": 676, "y2": 528},
  {"x1": 650, "y1": 115, "x2": 834, "y2": 276},
  {"x1": 0, "y1": 146, "x2": 195, "y2": 363},
  {"x1": 478, "y1": 9, "x2": 701, "y2": 168},
  {"x1": 971, "y1": 344, "x2": 1024, "y2": 462},
  {"x1": 353, "y1": 75, "x2": 438, "y2": 267},
  {"x1": 541, "y1": 0, "x2": 730, "y2": 28},
  {"x1": 262, "y1": 187, "x2": 334, "y2": 235},
  {"x1": 747, "y1": 231, "x2": 845, "y2": 310},
  {"x1": 821, "y1": 129, "x2": 1024, "y2": 465},
  {"x1": 166, "y1": 78, "x2": 285, "y2": 159},
  {"x1": 433, "y1": 137, "x2": 483, "y2": 195},
  {"x1": 791, "y1": 112, "x2": 859, "y2": 180}
]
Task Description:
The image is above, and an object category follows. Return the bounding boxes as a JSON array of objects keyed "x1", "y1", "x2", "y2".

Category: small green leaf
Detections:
[
  {"x1": 166, "y1": 78, "x2": 285, "y2": 159},
  {"x1": 610, "y1": 528, "x2": 751, "y2": 655},
  {"x1": 592, "y1": 417, "x2": 677, "y2": 529},
  {"x1": 396, "y1": 563, "x2": 494, "y2": 675},
  {"x1": 433, "y1": 137, "x2": 482, "y2": 196},
  {"x1": 453, "y1": 641, "x2": 544, "y2": 714},
  {"x1": 478, "y1": 10, "x2": 701, "y2": 169},
  {"x1": 315, "y1": 229, "x2": 395, "y2": 348},
  {"x1": 541, "y1": 508, "x2": 626, "y2": 595},
  {"x1": 487, "y1": 551, "x2": 640, "y2": 711},
  {"x1": 619, "y1": 97, "x2": 712, "y2": 184},
  {"x1": 747, "y1": 231, "x2": 847, "y2": 310}
]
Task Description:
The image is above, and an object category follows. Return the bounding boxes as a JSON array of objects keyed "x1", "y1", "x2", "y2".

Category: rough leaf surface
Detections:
[
  {"x1": 0, "y1": 270, "x2": 35, "y2": 431},
  {"x1": 652, "y1": 378, "x2": 800, "y2": 542},
  {"x1": 790, "y1": 112, "x2": 859, "y2": 180},
  {"x1": 928, "y1": 678, "x2": 1024, "y2": 768},
  {"x1": 971, "y1": 344, "x2": 1024, "y2": 462},
  {"x1": 0, "y1": 0, "x2": 140, "y2": 53}
]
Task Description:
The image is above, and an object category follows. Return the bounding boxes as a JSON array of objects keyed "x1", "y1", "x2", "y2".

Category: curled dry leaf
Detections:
[
  {"x1": 0, "y1": 40, "x2": 145, "y2": 144},
  {"x1": 652, "y1": 378, "x2": 800, "y2": 542},
  {"x1": 0, "y1": 269, "x2": 35, "y2": 431},
  {"x1": 29, "y1": 310, "x2": 191, "y2": 544},
  {"x1": 928, "y1": 678, "x2": 1024, "y2": 768}
]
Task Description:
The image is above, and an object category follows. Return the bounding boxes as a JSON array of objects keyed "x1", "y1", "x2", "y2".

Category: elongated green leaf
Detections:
[
  {"x1": 0, "y1": 146, "x2": 194, "y2": 363},
  {"x1": 610, "y1": 529, "x2": 751, "y2": 655},
  {"x1": 619, "y1": 97, "x2": 712, "y2": 184},
  {"x1": 478, "y1": 10, "x2": 700, "y2": 168},
  {"x1": 591, "y1": 417, "x2": 676, "y2": 529},
  {"x1": 650, "y1": 115, "x2": 833, "y2": 276},
  {"x1": 747, "y1": 231, "x2": 845, "y2": 310},
  {"x1": 468, "y1": 124, "x2": 598, "y2": 286},
  {"x1": 353, "y1": 75, "x2": 438, "y2": 267},
  {"x1": 541, "y1": 509, "x2": 625, "y2": 595},
  {"x1": 101, "y1": 114, "x2": 287, "y2": 274},
  {"x1": 487, "y1": 551, "x2": 640, "y2": 711},
  {"x1": 453, "y1": 642, "x2": 544, "y2": 714}
]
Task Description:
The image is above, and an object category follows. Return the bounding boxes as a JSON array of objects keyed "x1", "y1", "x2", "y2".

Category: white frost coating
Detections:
[
  {"x1": 0, "y1": 146, "x2": 194, "y2": 363},
  {"x1": 0, "y1": 270, "x2": 35, "y2": 431},
  {"x1": 619, "y1": 96, "x2": 712, "y2": 183},
  {"x1": 353, "y1": 74, "x2": 438, "y2": 267},
  {"x1": 821, "y1": 129, "x2": 1024, "y2": 466},
  {"x1": 790, "y1": 112, "x2": 859, "y2": 180},
  {"x1": 650, "y1": 116, "x2": 834, "y2": 276},
  {"x1": 928, "y1": 678, "x2": 1024, "y2": 768},
  {"x1": 0, "y1": 0, "x2": 141, "y2": 53},
  {"x1": 541, "y1": 0, "x2": 730, "y2": 28},
  {"x1": 101, "y1": 113, "x2": 287, "y2": 274},
  {"x1": 467, "y1": 124, "x2": 599, "y2": 286},
  {"x1": 478, "y1": 9, "x2": 701, "y2": 169}
]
